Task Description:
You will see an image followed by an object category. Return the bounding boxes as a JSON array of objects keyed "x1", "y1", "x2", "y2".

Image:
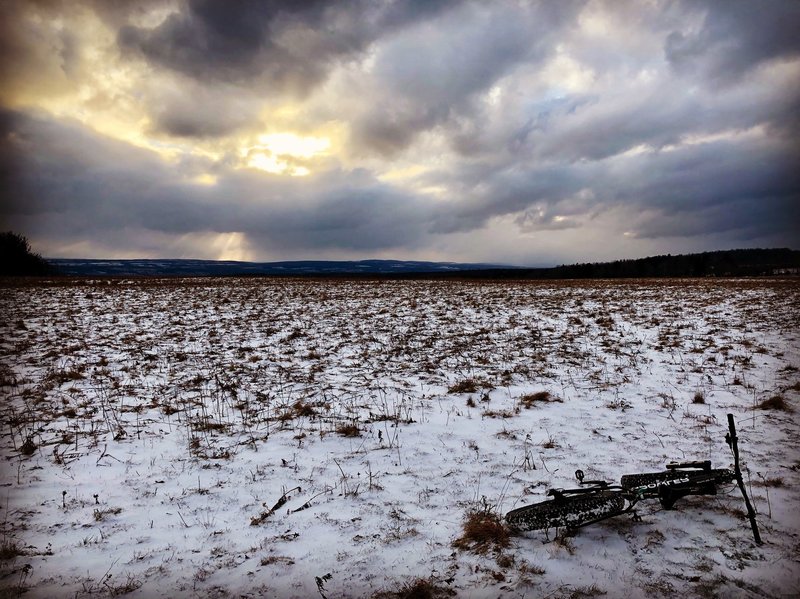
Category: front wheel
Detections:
[{"x1": 505, "y1": 491, "x2": 625, "y2": 531}]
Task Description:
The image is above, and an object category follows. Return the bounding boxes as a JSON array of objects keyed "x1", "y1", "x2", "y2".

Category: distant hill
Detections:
[
  {"x1": 441, "y1": 248, "x2": 800, "y2": 280},
  {"x1": 41, "y1": 248, "x2": 800, "y2": 278},
  {"x1": 544, "y1": 248, "x2": 800, "y2": 279},
  {"x1": 46, "y1": 258, "x2": 514, "y2": 277}
]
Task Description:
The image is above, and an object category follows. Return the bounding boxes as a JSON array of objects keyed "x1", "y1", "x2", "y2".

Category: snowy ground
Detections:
[{"x1": 1, "y1": 277, "x2": 798, "y2": 598}]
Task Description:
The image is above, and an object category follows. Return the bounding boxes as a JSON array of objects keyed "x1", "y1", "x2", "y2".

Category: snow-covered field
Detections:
[{"x1": 1, "y1": 277, "x2": 798, "y2": 598}]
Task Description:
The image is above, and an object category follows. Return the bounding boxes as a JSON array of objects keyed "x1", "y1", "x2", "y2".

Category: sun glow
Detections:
[
  {"x1": 210, "y1": 232, "x2": 252, "y2": 261},
  {"x1": 245, "y1": 132, "x2": 331, "y2": 176},
  {"x1": 191, "y1": 173, "x2": 218, "y2": 186},
  {"x1": 257, "y1": 133, "x2": 330, "y2": 157}
]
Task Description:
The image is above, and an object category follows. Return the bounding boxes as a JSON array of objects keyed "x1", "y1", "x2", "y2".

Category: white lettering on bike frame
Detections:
[{"x1": 633, "y1": 477, "x2": 691, "y2": 495}]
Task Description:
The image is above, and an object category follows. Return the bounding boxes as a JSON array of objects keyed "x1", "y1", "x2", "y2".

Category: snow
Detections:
[{"x1": 1, "y1": 277, "x2": 798, "y2": 598}]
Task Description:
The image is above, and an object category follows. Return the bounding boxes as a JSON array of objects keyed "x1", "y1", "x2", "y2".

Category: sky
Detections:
[{"x1": 0, "y1": 0, "x2": 798, "y2": 266}]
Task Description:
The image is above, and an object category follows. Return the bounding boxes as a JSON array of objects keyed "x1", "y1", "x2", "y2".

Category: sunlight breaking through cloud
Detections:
[{"x1": 0, "y1": 0, "x2": 797, "y2": 263}]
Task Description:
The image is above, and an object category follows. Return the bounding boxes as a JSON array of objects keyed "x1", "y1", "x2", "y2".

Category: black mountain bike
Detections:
[
  {"x1": 505, "y1": 461, "x2": 734, "y2": 531},
  {"x1": 505, "y1": 414, "x2": 763, "y2": 544}
]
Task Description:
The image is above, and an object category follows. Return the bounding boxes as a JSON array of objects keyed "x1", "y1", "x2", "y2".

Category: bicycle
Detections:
[{"x1": 505, "y1": 414, "x2": 762, "y2": 543}]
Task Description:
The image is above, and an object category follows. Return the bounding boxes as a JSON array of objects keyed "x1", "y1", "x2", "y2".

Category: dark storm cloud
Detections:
[
  {"x1": 113, "y1": 0, "x2": 466, "y2": 138},
  {"x1": 611, "y1": 139, "x2": 800, "y2": 240},
  {"x1": 432, "y1": 132, "x2": 800, "y2": 243},
  {"x1": 1, "y1": 0, "x2": 798, "y2": 259},
  {"x1": 0, "y1": 109, "x2": 432, "y2": 252},
  {"x1": 428, "y1": 163, "x2": 583, "y2": 235},
  {"x1": 665, "y1": 0, "x2": 800, "y2": 83},
  {"x1": 118, "y1": 0, "x2": 462, "y2": 93},
  {"x1": 0, "y1": 109, "x2": 220, "y2": 235}
]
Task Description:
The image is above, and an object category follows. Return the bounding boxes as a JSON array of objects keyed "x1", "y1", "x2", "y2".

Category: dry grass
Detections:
[
  {"x1": 452, "y1": 508, "x2": 510, "y2": 554},
  {"x1": 482, "y1": 409, "x2": 516, "y2": 419},
  {"x1": 758, "y1": 395, "x2": 793, "y2": 412},
  {"x1": 552, "y1": 533, "x2": 576, "y2": 555},
  {"x1": 755, "y1": 477, "x2": 784, "y2": 488},
  {"x1": 372, "y1": 577, "x2": 456, "y2": 599},
  {"x1": 335, "y1": 423, "x2": 361, "y2": 437},
  {"x1": 564, "y1": 584, "x2": 607, "y2": 598},
  {"x1": 1, "y1": 277, "x2": 798, "y2": 597},
  {"x1": 291, "y1": 400, "x2": 317, "y2": 417},
  {"x1": 93, "y1": 507, "x2": 123, "y2": 521},
  {"x1": 519, "y1": 391, "x2": 561, "y2": 408},
  {"x1": 447, "y1": 379, "x2": 479, "y2": 394},
  {"x1": 260, "y1": 555, "x2": 295, "y2": 566},
  {"x1": 19, "y1": 436, "x2": 37, "y2": 456},
  {"x1": 0, "y1": 540, "x2": 23, "y2": 561}
]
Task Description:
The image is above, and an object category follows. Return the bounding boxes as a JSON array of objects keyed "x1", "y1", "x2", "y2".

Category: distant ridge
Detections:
[
  {"x1": 437, "y1": 248, "x2": 800, "y2": 280},
  {"x1": 46, "y1": 258, "x2": 515, "y2": 277},
  {"x1": 543, "y1": 248, "x2": 800, "y2": 279},
  {"x1": 43, "y1": 248, "x2": 799, "y2": 278}
]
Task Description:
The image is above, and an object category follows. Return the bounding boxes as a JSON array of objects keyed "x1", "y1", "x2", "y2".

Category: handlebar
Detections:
[
  {"x1": 575, "y1": 469, "x2": 611, "y2": 487},
  {"x1": 666, "y1": 460, "x2": 711, "y2": 471}
]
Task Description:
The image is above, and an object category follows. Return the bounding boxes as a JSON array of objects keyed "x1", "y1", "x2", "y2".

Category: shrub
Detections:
[
  {"x1": 758, "y1": 395, "x2": 793, "y2": 412},
  {"x1": 0, "y1": 540, "x2": 23, "y2": 561},
  {"x1": 20, "y1": 436, "x2": 37, "y2": 456},
  {"x1": 336, "y1": 423, "x2": 361, "y2": 437},
  {"x1": 372, "y1": 577, "x2": 455, "y2": 599},
  {"x1": 756, "y1": 477, "x2": 784, "y2": 488},
  {"x1": 482, "y1": 409, "x2": 516, "y2": 419},
  {"x1": 0, "y1": 231, "x2": 53, "y2": 276},
  {"x1": 292, "y1": 400, "x2": 316, "y2": 417},
  {"x1": 93, "y1": 507, "x2": 123, "y2": 522},
  {"x1": 452, "y1": 507, "x2": 510, "y2": 554},
  {"x1": 448, "y1": 379, "x2": 478, "y2": 394},
  {"x1": 519, "y1": 391, "x2": 561, "y2": 408}
]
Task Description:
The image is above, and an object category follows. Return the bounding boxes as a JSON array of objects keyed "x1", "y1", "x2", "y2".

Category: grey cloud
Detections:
[
  {"x1": 630, "y1": 196, "x2": 799, "y2": 242},
  {"x1": 0, "y1": 109, "x2": 173, "y2": 217},
  {"x1": 2, "y1": 1, "x2": 798, "y2": 261},
  {"x1": 514, "y1": 209, "x2": 580, "y2": 232},
  {"x1": 86, "y1": 0, "x2": 173, "y2": 27},
  {"x1": 432, "y1": 163, "x2": 586, "y2": 234},
  {"x1": 0, "y1": 109, "x2": 433, "y2": 253},
  {"x1": 0, "y1": 0, "x2": 156, "y2": 84},
  {"x1": 420, "y1": 126, "x2": 798, "y2": 244},
  {"x1": 409, "y1": 1, "x2": 799, "y2": 165},
  {"x1": 665, "y1": 0, "x2": 800, "y2": 83},
  {"x1": 0, "y1": 2, "x2": 70, "y2": 97},
  {"x1": 117, "y1": 0, "x2": 355, "y2": 95},
  {"x1": 350, "y1": 1, "x2": 587, "y2": 156},
  {"x1": 469, "y1": 58, "x2": 798, "y2": 166},
  {"x1": 117, "y1": 0, "x2": 464, "y2": 95},
  {"x1": 147, "y1": 82, "x2": 261, "y2": 138},
  {"x1": 607, "y1": 139, "x2": 800, "y2": 243}
]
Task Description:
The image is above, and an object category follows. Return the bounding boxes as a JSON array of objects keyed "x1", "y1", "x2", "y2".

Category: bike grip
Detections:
[{"x1": 666, "y1": 460, "x2": 711, "y2": 470}]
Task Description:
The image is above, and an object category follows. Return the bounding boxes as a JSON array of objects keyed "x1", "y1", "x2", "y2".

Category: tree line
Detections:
[{"x1": 0, "y1": 232, "x2": 53, "y2": 276}]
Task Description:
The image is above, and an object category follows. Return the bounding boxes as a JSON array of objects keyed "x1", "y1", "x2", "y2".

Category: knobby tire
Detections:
[{"x1": 505, "y1": 491, "x2": 625, "y2": 531}]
